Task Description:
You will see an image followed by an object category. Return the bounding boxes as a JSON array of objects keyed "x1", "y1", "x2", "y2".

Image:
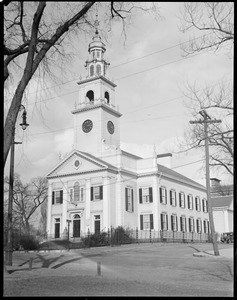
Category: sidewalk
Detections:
[{"x1": 193, "y1": 247, "x2": 233, "y2": 258}]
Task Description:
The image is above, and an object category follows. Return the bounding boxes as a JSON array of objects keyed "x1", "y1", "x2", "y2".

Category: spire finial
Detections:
[{"x1": 94, "y1": 3, "x2": 99, "y2": 34}]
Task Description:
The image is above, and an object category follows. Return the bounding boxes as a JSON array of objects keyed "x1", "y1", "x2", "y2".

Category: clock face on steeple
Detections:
[
  {"x1": 82, "y1": 119, "x2": 93, "y2": 133},
  {"x1": 107, "y1": 121, "x2": 114, "y2": 134}
]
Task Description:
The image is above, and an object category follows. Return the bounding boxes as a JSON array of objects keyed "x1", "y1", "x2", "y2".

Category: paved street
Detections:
[{"x1": 4, "y1": 242, "x2": 233, "y2": 297}]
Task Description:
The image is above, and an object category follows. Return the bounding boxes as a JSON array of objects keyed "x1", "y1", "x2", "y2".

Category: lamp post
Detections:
[
  {"x1": 5, "y1": 105, "x2": 29, "y2": 266},
  {"x1": 66, "y1": 219, "x2": 71, "y2": 240}
]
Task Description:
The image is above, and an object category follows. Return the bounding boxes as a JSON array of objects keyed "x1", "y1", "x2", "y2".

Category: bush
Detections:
[
  {"x1": 111, "y1": 226, "x2": 133, "y2": 245},
  {"x1": 81, "y1": 232, "x2": 109, "y2": 247},
  {"x1": 20, "y1": 235, "x2": 40, "y2": 250}
]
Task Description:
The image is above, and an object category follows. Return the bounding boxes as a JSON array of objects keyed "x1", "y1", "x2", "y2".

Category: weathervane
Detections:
[{"x1": 94, "y1": 3, "x2": 99, "y2": 34}]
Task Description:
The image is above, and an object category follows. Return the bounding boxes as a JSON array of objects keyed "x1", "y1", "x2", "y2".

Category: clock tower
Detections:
[{"x1": 72, "y1": 29, "x2": 122, "y2": 157}]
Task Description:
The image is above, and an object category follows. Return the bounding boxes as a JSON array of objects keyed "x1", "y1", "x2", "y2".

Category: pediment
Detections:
[{"x1": 46, "y1": 150, "x2": 116, "y2": 178}]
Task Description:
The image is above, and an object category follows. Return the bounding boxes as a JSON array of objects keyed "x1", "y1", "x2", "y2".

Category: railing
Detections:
[{"x1": 4, "y1": 228, "x2": 212, "y2": 251}]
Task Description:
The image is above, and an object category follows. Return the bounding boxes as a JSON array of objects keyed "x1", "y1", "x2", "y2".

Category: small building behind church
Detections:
[{"x1": 46, "y1": 29, "x2": 209, "y2": 241}]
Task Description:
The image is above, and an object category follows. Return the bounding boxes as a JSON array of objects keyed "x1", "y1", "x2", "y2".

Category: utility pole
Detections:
[
  {"x1": 5, "y1": 127, "x2": 22, "y2": 266},
  {"x1": 190, "y1": 110, "x2": 221, "y2": 256},
  {"x1": 5, "y1": 105, "x2": 29, "y2": 266}
]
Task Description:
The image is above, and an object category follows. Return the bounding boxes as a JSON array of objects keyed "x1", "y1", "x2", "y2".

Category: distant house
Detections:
[{"x1": 210, "y1": 178, "x2": 233, "y2": 240}]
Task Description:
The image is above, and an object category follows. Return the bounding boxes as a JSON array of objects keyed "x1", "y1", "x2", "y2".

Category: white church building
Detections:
[{"x1": 46, "y1": 29, "x2": 209, "y2": 240}]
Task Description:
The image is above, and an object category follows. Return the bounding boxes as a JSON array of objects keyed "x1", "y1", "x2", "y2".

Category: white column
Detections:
[
  {"x1": 116, "y1": 172, "x2": 122, "y2": 227},
  {"x1": 47, "y1": 183, "x2": 52, "y2": 238},
  {"x1": 153, "y1": 176, "x2": 159, "y2": 230},
  {"x1": 85, "y1": 179, "x2": 91, "y2": 232},
  {"x1": 62, "y1": 182, "x2": 68, "y2": 237},
  {"x1": 223, "y1": 210, "x2": 229, "y2": 232},
  {"x1": 103, "y1": 177, "x2": 110, "y2": 230}
]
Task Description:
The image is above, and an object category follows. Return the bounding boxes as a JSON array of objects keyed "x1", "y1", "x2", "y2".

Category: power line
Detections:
[{"x1": 24, "y1": 33, "x2": 213, "y2": 98}]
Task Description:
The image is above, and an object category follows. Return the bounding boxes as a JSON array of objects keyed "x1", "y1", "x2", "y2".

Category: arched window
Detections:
[
  {"x1": 96, "y1": 64, "x2": 101, "y2": 75},
  {"x1": 90, "y1": 65, "x2": 94, "y2": 77},
  {"x1": 86, "y1": 90, "x2": 94, "y2": 102},
  {"x1": 74, "y1": 182, "x2": 80, "y2": 202},
  {"x1": 104, "y1": 91, "x2": 110, "y2": 104}
]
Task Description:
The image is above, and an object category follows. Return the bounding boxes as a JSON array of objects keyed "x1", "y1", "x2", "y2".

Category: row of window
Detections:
[
  {"x1": 140, "y1": 213, "x2": 209, "y2": 234},
  {"x1": 139, "y1": 187, "x2": 208, "y2": 213},
  {"x1": 52, "y1": 186, "x2": 208, "y2": 214}
]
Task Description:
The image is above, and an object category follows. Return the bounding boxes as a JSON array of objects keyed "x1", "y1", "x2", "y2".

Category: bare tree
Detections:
[
  {"x1": 4, "y1": 2, "x2": 159, "y2": 166},
  {"x1": 5, "y1": 174, "x2": 48, "y2": 235},
  {"x1": 179, "y1": 2, "x2": 234, "y2": 55},
  {"x1": 180, "y1": 81, "x2": 233, "y2": 177}
]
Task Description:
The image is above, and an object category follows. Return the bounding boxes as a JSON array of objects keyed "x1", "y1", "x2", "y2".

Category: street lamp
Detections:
[
  {"x1": 5, "y1": 105, "x2": 29, "y2": 266},
  {"x1": 66, "y1": 219, "x2": 71, "y2": 240}
]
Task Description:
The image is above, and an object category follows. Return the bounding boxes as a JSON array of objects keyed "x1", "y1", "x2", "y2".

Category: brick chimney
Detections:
[{"x1": 210, "y1": 178, "x2": 221, "y2": 188}]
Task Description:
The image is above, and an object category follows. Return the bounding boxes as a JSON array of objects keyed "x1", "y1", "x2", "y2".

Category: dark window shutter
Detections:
[
  {"x1": 183, "y1": 194, "x2": 185, "y2": 208},
  {"x1": 125, "y1": 188, "x2": 128, "y2": 211},
  {"x1": 100, "y1": 186, "x2": 103, "y2": 199},
  {"x1": 171, "y1": 215, "x2": 173, "y2": 231},
  {"x1": 160, "y1": 214, "x2": 163, "y2": 230},
  {"x1": 196, "y1": 219, "x2": 198, "y2": 232},
  {"x1": 139, "y1": 188, "x2": 142, "y2": 204},
  {"x1": 140, "y1": 215, "x2": 143, "y2": 230},
  {"x1": 60, "y1": 190, "x2": 63, "y2": 204},
  {"x1": 150, "y1": 214, "x2": 154, "y2": 230},
  {"x1": 170, "y1": 190, "x2": 172, "y2": 205},
  {"x1": 149, "y1": 187, "x2": 153, "y2": 203},
  {"x1": 166, "y1": 214, "x2": 168, "y2": 230},
  {"x1": 176, "y1": 216, "x2": 178, "y2": 231},
  {"x1": 185, "y1": 217, "x2": 187, "y2": 232},
  {"x1": 175, "y1": 191, "x2": 177, "y2": 206},
  {"x1": 202, "y1": 199, "x2": 205, "y2": 212},
  {"x1": 91, "y1": 187, "x2": 93, "y2": 201},
  {"x1": 187, "y1": 196, "x2": 190, "y2": 209},
  {"x1": 165, "y1": 189, "x2": 167, "y2": 204},
  {"x1": 180, "y1": 216, "x2": 183, "y2": 231},
  {"x1": 189, "y1": 218, "x2": 191, "y2": 232},
  {"x1": 131, "y1": 189, "x2": 134, "y2": 212},
  {"x1": 206, "y1": 200, "x2": 208, "y2": 212},
  {"x1": 160, "y1": 188, "x2": 162, "y2": 203},
  {"x1": 179, "y1": 193, "x2": 181, "y2": 207},
  {"x1": 52, "y1": 191, "x2": 55, "y2": 205}
]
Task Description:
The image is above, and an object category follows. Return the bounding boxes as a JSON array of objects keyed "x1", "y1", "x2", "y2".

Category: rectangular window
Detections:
[
  {"x1": 170, "y1": 190, "x2": 176, "y2": 206},
  {"x1": 160, "y1": 187, "x2": 167, "y2": 204},
  {"x1": 125, "y1": 187, "x2": 134, "y2": 212},
  {"x1": 195, "y1": 197, "x2": 201, "y2": 211},
  {"x1": 202, "y1": 198, "x2": 208, "y2": 213},
  {"x1": 139, "y1": 187, "x2": 153, "y2": 204},
  {"x1": 187, "y1": 194, "x2": 193, "y2": 210},
  {"x1": 180, "y1": 216, "x2": 187, "y2": 232},
  {"x1": 171, "y1": 215, "x2": 178, "y2": 231},
  {"x1": 140, "y1": 214, "x2": 153, "y2": 230},
  {"x1": 188, "y1": 217, "x2": 195, "y2": 232},
  {"x1": 203, "y1": 220, "x2": 209, "y2": 233},
  {"x1": 91, "y1": 186, "x2": 103, "y2": 201},
  {"x1": 52, "y1": 190, "x2": 63, "y2": 205},
  {"x1": 160, "y1": 213, "x2": 168, "y2": 230},
  {"x1": 179, "y1": 192, "x2": 185, "y2": 208},
  {"x1": 196, "y1": 219, "x2": 202, "y2": 233}
]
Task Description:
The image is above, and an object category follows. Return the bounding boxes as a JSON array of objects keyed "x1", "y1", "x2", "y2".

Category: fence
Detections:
[
  {"x1": 4, "y1": 227, "x2": 212, "y2": 251},
  {"x1": 41, "y1": 227, "x2": 211, "y2": 246}
]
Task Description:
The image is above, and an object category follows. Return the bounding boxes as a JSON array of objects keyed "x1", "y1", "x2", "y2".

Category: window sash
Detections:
[
  {"x1": 188, "y1": 195, "x2": 193, "y2": 209},
  {"x1": 171, "y1": 215, "x2": 177, "y2": 231},
  {"x1": 160, "y1": 187, "x2": 167, "y2": 204},
  {"x1": 179, "y1": 192, "x2": 185, "y2": 208},
  {"x1": 170, "y1": 190, "x2": 176, "y2": 206},
  {"x1": 125, "y1": 187, "x2": 134, "y2": 212}
]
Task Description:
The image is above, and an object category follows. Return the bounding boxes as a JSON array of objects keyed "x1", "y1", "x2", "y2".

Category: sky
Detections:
[{"x1": 4, "y1": 2, "x2": 233, "y2": 186}]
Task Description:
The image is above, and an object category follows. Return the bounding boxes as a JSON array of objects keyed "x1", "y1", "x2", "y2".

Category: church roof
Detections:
[
  {"x1": 157, "y1": 163, "x2": 205, "y2": 190},
  {"x1": 211, "y1": 195, "x2": 233, "y2": 208}
]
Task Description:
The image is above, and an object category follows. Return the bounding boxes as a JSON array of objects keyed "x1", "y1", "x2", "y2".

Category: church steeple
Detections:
[
  {"x1": 71, "y1": 9, "x2": 121, "y2": 157},
  {"x1": 84, "y1": 12, "x2": 110, "y2": 78}
]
